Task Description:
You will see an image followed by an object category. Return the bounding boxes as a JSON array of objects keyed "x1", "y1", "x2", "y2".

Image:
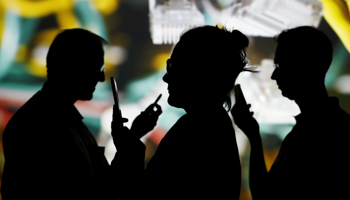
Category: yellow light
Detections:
[{"x1": 152, "y1": 53, "x2": 171, "y2": 71}]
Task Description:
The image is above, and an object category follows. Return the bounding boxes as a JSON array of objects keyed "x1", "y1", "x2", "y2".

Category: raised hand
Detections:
[
  {"x1": 231, "y1": 104, "x2": 259, "y2": 140},
  {"x1": 231, "y1": 85, "x2": 259, "y2": 140},
  {"x1": 111, "y1": 104, "x2": 130, "y2": 148},
  {"x1": 131, "y1": 103, "x2": 162, "y2": 139}
]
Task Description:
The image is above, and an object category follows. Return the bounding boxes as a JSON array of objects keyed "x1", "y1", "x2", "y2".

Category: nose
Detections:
[
  {"x1": 271, "y1": 68, "x2": 278, "y2": 80},
  {"x1": 162, "y1": 72, "x2": 168, "y2": 83}
]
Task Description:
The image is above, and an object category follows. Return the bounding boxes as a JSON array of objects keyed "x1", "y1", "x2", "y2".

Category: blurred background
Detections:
[{"x1": 0, "y1": 0, "x2": 349, "y2": 199}]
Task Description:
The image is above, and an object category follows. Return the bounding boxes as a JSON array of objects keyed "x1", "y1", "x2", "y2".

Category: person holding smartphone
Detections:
[
  {"x1": 112, "y1": 25, "x2": 256, "y2": 200},
  {"x1": 232, "y1": 26, "x2": 350, "y2": 200},
  {"x1": 0, "y1": 28, "x2": 160, "y2": 200}
]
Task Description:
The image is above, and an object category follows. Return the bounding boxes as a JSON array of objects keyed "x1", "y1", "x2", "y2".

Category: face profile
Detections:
[
  {"x1": 46, "y1": 28, "x2": 108, "y2": 102},
  {"x1": 271, "y1": 26, "x2": 333, "y2": 101},
  {"x1": 270, "y1": 49, "x2": 300, "y2": 100},
  {"x1": 162, "y1": 26, "x2": 252, "y2": 111},
  {"x1": 162, "y1": 41, "x2": 195, "y2": 109},
  {"x1": 74, "y1": 51, "x2": 105, "y2": 101}
]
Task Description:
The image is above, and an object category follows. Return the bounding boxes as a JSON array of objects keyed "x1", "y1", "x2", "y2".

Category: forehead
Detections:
[
  {"x1": 78, "y1": 49, "x2": 104, "y2": 73},
  {"x1": 274, "y1": 43, "x2": 296, "y2": 64},
  {"x1": 81, "y1": 45, "x2": 104, "y2": 59},
  {"x1": 171, "y1": 39, "x2": 196, "y2": 59},
  {"x1": 171, "y1": 41, "x2": 185, "y2": 58}
]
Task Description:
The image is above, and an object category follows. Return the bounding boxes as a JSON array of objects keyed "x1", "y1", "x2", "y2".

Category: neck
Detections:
[
  {"x1": 43, "y1": 81, "x2": 78, "y2": 105},
  {"x1": 184, "y1": 100, "x2": 224, "y2": 114},
  {"x1": 294, "y1": 85, "x2": 329, "y2": 113}
]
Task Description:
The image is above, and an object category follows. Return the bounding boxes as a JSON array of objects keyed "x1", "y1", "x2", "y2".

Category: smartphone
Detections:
[
  {"x1": 110, "y1": 77, "x2": 122, "y2": 118},
  {"x1": 233, "y1": 84, "x2": 248, "y2": 106},
  {"x1": 154, "y1": 94, "x2": 162, "y2": 105},
  {"x1": 111, "y1": 77, "x2": 119, "y2": 104}
]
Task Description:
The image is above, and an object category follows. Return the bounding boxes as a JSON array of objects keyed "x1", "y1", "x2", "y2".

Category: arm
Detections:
[
  {"x1": 130, "y1": 103, "x2": 162, "y2": 139},
  {"x1": 110, "y1": 102, "x2": 162, "y2": 199},
  {"x1": 110, "y1": 128, "x2": 146, "y2": 200},
  {"x1": 231, "y1": 105, "x2": 269, "y2": 200}
]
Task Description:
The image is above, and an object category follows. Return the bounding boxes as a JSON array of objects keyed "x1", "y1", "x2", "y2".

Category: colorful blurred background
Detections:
[{"x1": 0, "y1": 0, "x2": 350, "y2": 199}]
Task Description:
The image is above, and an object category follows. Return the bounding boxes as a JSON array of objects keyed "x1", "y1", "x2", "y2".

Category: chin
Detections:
[
  {"x1": 281, "y1": 91, "x2": 295, "y2": 100},
  {"x1": 78, "y1": 93, "x2": 94, "y2": 101}
]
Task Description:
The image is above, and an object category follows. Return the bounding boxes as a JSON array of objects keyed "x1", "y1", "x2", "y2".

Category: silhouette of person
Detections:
[
  {"x1": 1, "y1": 28, "x2": 159, "y2": 200},
  {"x1": 112, "y1": 25, "x2": 253, "y2": 200},
  {"x1": 232, "y1": 26, "x2": 350, "y2": 200}
]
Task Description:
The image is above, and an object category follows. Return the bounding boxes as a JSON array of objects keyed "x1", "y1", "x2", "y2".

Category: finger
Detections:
[
  {"x1": 153, "y1": 104, "x2": 162, "y2": 115},
  {"x1": 122, "y1": 118, "x2": 129, "y2": 123}
]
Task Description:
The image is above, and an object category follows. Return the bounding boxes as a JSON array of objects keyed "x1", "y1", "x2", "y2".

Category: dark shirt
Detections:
[
  {"x1": 115, "y1": 106, "x2": 241, "y2": 200},
  {"x1": 267, "y1": 97, "x2": 350, "y2": 200},
  {"x1": 1, "y1": 83, "x2": 114, "y2": 200}
]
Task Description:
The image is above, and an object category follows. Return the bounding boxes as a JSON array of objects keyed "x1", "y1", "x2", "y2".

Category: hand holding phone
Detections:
[
  {"x1": 231, "y1": 84, "x2": 259, "y2": 138},
  {"x1": 145, "y1": 94, "x2": 162, "y2": 112},
  {"x1": 231, "y1": 84, "x2": 250, "y2": 116},
  {"x1": 131, "y1": 94, "x2": 163, "y2": 139},
  {"x1": 233, "y1": 84, "x2": 248, "y2": 108},
  {"x1": 110, "y1": 77, "x2": 127, "y2": 128}
]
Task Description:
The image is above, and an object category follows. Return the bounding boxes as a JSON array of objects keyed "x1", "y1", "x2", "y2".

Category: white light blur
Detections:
[
  {"x1": 334, "y1": 75, "x2": 350, "y2": 94},
  {"x1": 149, "y1": 0, "x2": 323, "y2": 44}
]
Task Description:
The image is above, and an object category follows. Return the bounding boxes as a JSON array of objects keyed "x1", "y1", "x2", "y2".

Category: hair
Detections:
[
  {"x1": 46, "y1": 28, "x2": 108, "y2": 80},
  {"x1": 178, "y1": 25, "x2": 256, "y2": 111},
  {"x1": 274, "y1": 26, "x2": 333, "y2": 78}
]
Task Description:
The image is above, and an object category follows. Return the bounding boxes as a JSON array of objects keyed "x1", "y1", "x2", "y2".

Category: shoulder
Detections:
[
  {"x1": 7, "y1": 93, "x2": 57, "y2": 127},
  {"x1": 299, "y1": 97, "x2": 350, "y2": 131},
  {"x1": 11, "y1": 91, "x2": 55, "y2": 117},
  {"x1": 326, "y1": 97, "x2": 349, "y2": 118},
  {"x1": 321, "y1": 97, "x2": 350, "y2": 131},
  {"x1": 3, "y1": 92, "x2": 62, "y2": 143},
  {"x1": 184, "y1": 108, "x2": 237, "y2": 148},
  {"x1": 187, "y1": 106, "x2": 232, "y2": 124}
]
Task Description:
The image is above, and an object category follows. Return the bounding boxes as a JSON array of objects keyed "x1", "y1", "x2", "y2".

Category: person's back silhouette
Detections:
[
  {"x1": 233, "y1": 26, "x2": 350, "y2": 200},
  {"x1": 113, "y1": 25, "x2": 254, "y2": 200},
  {"x1": 1, "y1": 28, "x2": 114, "y2": 200}
]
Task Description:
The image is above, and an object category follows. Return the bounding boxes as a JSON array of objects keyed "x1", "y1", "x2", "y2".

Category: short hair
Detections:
[
  {"x1": 46, "y1": 28, "x2": 108, "y2": 80},
  {"x1": 274, "y1": 26, "x2": 333, "y2": 76},
  {"x1": 177, "y1": 25, "x2": 255, "y2": 110}
]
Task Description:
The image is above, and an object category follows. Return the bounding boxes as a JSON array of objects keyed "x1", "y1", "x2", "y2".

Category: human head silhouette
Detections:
[
  {"x1": 271, "y1": 26, "x2": 333, "y2": 100},
  {"x1": 46, "y1": 28, "x2": 107, "y2": 101},
  {"x1": 162, "y1": 25, "x2": 252, "y2": 111}
]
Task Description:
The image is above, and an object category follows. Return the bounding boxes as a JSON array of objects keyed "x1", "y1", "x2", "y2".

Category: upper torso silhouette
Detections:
[
  {"x1": 267, "y1": 97, "x2": 350, "y2": 200},
  {"x1": 1, "y1": 28, "x2": 115, "y2": 200},
  {"x1": 114, "y1": 105, "x2": 241, "y2": 200},
  {"x1": 113, "y1": 25, "x2": 251, "y2": 200},
  {"x1": 2, "y1": 82, "x2": 114, "y2": 200},
  {"x1": 233, "y1": 26, "x2": 350, "y2": 200},
  {"x1": 145, "y1": 106, "x2": 241, "y2": 200}
]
